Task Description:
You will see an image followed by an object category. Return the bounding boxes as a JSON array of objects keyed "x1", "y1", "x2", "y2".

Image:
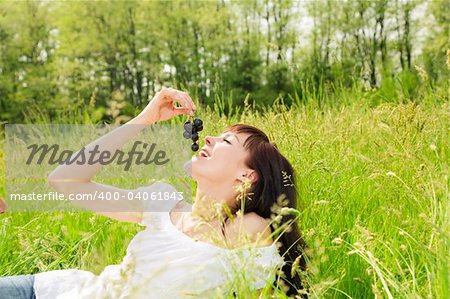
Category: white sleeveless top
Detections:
[{"x1": 33, "y1": 182, "x2": 285, "y2": 299}]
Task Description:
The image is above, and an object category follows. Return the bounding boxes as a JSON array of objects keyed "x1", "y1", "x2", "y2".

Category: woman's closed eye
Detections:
[{"x1": 222, "y1": 138, "x2": 231, "y2": 144}]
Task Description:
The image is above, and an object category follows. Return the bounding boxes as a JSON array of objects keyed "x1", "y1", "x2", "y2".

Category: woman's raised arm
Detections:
[{"x1": 47, "y1": 88, "x2": 196, "y2": 223}]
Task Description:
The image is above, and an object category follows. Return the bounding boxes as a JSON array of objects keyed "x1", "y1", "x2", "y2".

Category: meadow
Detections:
[
  {"x1": 1, "y1": 0, "x2": 449, "y2": 297},
  {"x1": 1, "y1": 81, "x2": 448, "y2": 298}
]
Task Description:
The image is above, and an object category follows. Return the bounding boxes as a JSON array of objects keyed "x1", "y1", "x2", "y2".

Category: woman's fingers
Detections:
[
  {"x1": 173, "y1": 107, "x2": 191, "y2": 117},
  {"x1": 168, "y1": 88, "x2": 195, "y2": 116},
  {"x1": 178, "y1": 93, "x2": 195, "y2": 116},
  {"x1": 174, "y1": 91, "x2": 193, "y2": 114},
  {"x1": 181, "y1": 91, "x2": 196, "y2": 114},
  {"x1": 159, "y1": 87, "x2": 195, "y2": 116}
]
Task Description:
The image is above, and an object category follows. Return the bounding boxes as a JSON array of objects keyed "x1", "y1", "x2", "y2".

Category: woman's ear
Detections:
[{"x1": 241, "y1": 170, "x2": 258, "y2": 184}]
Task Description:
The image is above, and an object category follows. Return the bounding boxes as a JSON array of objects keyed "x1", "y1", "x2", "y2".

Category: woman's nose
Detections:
[{"x1": 205, "y1": 136, "x2": 214, "y2": 146}]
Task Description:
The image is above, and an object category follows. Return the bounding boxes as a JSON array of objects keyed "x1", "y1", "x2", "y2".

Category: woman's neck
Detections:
[{"x1": 191, "y1": 184, "x2": 235, "y2": 222}]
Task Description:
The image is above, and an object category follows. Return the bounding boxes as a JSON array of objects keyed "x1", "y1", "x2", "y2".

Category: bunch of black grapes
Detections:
[{"x1": 183, "y1": 118, "x2": 203, "y2": 151}]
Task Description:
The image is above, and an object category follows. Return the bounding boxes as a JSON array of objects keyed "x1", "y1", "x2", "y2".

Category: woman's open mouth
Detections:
[{"x1": 199, "y1": 148, "x2": 210, "y2": 158}]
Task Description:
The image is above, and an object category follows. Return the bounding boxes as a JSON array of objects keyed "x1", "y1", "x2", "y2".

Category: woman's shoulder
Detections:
[
  {"x1": 136, "y1": 181, "x2": 182, "y2": 212},
  {"x1": 225, "y1": 212, "x2": 274, "y2": 248},
  {"x1": 172, "y1": 198, "x2": 192, "y2": 211}
]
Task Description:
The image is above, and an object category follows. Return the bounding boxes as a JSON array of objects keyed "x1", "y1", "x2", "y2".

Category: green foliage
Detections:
[
  {"x1": 1, "y1": 92, "x2": 448, "y2": 298},
  {"x1": 0, "y1": 2, "x2": 448, "y2": 296},
  {"x1": 1, "y1": 1, "x2": 448, "y2": 123}
]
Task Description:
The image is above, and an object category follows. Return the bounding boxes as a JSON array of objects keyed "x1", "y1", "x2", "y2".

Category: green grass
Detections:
[{"x1": 1, "y1": 90, "x2": 449, "y2": 298}]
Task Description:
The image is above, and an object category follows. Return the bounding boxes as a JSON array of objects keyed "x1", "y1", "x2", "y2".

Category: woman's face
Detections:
[{"x1": 191, "y1": 131, "x2": 251, "y2": 184}]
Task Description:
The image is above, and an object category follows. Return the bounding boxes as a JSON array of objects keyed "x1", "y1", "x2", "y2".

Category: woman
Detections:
[{"x1": 0, "y1": 88, "x2": 307, "y2": 298}]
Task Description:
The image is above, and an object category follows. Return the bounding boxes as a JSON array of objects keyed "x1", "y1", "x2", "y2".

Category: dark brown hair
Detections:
[{"x1": 226, "y1": 124, "x2": 308, "y2": 297}]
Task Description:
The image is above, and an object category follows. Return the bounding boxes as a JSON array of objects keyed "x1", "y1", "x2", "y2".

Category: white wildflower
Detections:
[{"x1": 332, "y1": 237, "x2": 343, "y2": 245}]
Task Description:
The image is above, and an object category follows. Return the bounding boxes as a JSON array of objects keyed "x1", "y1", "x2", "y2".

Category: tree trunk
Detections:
[
  {"x1": 127, "y1": 6, "x2": 143, "y2": 105},
  {"x1": 404, "y1": 5, "x2": 412, "y2": 69},
  {"x1": 265, "y1": 0, "x2": 271, "y2": 68}
]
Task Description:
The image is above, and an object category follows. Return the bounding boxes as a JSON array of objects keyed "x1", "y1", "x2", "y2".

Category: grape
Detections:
[
  {"x1": 183, "y1": 118, "x2": 203, "y2": 151},
  {"x1": 193, "y1": 118, "x2": 203, "y2": 127},
  {"x1": 191, "y1": 132, "x2": 199, "y2": 141},
  {"x1": 183, "y1": 131, "x2": 192, "y2": 139},
  {"x1": 184, "y1": 121, "x2": 192, "y2": 132}
]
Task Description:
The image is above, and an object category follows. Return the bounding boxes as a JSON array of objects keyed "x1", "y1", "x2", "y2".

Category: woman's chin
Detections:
[
  {"x1": 192, "y1": 154, "x2": 206, "y2": 162},
  {"x1": 183, "y1": 159, "x2": 192, "y2": 176},
  {"x1": 187, "y1": 156, "x2": 201, "y2": 175},
  {"x1": 190, "y1": 157, "x2": 208, "y2": 179}
]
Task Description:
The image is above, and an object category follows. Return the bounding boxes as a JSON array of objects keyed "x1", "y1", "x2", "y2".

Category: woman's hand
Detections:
[{"x1": 138, "y1": 87, "x2": 196, "y2": 124}]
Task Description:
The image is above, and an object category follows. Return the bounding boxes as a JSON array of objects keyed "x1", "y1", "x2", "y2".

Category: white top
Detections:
[{"x1": 34, "y1": 182, "x2": 285, "y2": 299}]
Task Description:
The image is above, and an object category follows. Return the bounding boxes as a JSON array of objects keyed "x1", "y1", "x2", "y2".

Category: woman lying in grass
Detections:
[{"x1": 0, "y1": 88, "x2": 307, "y2": 298}]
